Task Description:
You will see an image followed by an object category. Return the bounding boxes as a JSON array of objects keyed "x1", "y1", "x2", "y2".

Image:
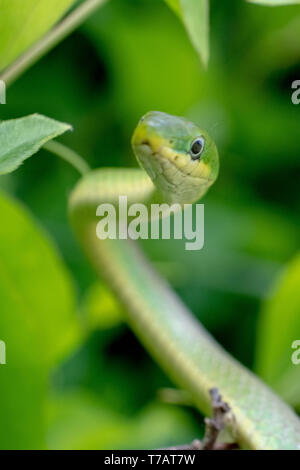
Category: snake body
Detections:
[{"x1": 69, "y1": 111, "x2": 300, "y2": 450}]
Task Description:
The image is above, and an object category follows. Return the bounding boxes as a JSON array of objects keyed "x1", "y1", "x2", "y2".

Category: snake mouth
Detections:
[{"x1": 134, "y1": 140, "x2": 213, "y2": 185}]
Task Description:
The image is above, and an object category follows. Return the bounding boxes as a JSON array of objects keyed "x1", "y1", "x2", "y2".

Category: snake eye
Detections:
[{"x1": 190, "y1": 137, "x2": 205, "y2": 160}]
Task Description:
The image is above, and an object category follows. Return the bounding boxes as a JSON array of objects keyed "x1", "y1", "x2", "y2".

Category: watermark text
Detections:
[
  {"x1": 291, "y1": 340, "x2": 300, "y2": 365},
  {"x1": 0, "y1": 80, "x2": 6, "y2": 104},
  {"x1": 291, "y1": 80, "x2": 300, "y2": 105},
  {"x1": 96, "y1": 196, "x2": 204, "y2": 250},
  {"x1": 0, "y1": 340, "x2": 6, "y2": 364}
]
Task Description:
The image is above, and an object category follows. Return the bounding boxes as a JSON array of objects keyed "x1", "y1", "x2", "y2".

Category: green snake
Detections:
[{"x1": 69, "y1": 111, "x2": 300, "y2": 450}]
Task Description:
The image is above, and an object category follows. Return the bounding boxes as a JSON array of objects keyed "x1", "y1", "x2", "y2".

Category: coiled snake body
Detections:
[{"x1": 69, "y1": 111, "x2": 300, "y2": 450}]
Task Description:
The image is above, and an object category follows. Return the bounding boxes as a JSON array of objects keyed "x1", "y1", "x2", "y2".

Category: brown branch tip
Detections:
[{"x1": 164, "y1": 388, "x2": 238, "y2": 450}]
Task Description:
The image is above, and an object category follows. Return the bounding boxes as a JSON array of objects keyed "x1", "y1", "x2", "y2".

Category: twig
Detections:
[
  {"x1": 43, "y1": 140, "x2": 91, "y2": 175},
  {"x1": 201, "y1": 388, "x2": 231, "y2": 449},
  {"x1": 163, "y1": 439, "x2": 203, "y2": 451},
  {"x1": 164, "y1": 441, "x2": 238, "y2": 451},
  {"x1": 162, "y1": 388, "x2": 237, "y2": 450},
  {"x1": 0, "y1": 0, "x2": 108, "y2": 87}
]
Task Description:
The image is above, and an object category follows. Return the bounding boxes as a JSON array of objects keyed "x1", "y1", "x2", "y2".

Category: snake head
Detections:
[{"x1": 132, "y1": 111, "x2": 219, "y2": 204}]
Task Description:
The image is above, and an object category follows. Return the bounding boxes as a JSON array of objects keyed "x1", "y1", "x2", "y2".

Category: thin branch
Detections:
[
  {"x1": 44, "y1": 140, "x2": 91, "y2": 175},
  {"x1": 201, "y1": 388, "x2": 231, "y2": 449},
  {"x1": 162, "y1": 388, "x2": 237, "y2": 451},
  {"x1": 164, "y1": 441, "x2": 239, "y2": 451},
  {"x1": 0, "y1": 0, "x2": 108, "y2": 87},
  {"x1": 163, "y1": 439, "x2": 203, "y2": 451}
]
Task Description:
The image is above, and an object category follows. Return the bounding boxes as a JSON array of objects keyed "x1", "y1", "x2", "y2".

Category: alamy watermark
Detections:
[
  {"x1": 0, "y1": 80, "x2": 6, "y2": 104},
  {"x1": 0, "y1": 340, "x2": 6, "y2": 365},
  {"x1": 291, "y1": 340, "x2": 300, "y2": 365},
  {"x1": 96, "y1": 196, "x2": 204, "y2": 250},
  {"x1": 291, "y1": 80, "x2": 300, "y2": 105}
]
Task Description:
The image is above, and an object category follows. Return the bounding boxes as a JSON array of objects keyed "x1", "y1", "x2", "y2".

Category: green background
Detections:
[{"x1": 0, "y1": 0, "x2": 299, "y2": 449}]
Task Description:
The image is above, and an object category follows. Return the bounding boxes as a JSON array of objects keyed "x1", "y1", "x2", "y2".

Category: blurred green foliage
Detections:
[
  {"x1": 0, "y1": 0, "x2": 75, "y2": 70},
  {"x1": 0, "y1": 192, "x2": 80, "y2": 448},
  {"x1": 0, "y1": 0, "x2": 299, "y2": 450},
  {"x1": 164, "y1": 0, "x2": 209, "y2": 66},
  {"x1": 256, "y1": 253, "x2": 300, "y2": 407}
]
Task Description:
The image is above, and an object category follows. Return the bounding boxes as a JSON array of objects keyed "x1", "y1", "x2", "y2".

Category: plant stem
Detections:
[
  {"x1": 0, "y1": 0, "x2": 108, "y2": 87},
  {"x1": 44, "y1": 140, "x2": 91, "y2": 175}
]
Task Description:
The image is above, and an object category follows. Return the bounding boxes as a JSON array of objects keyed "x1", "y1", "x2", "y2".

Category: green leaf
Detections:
[
  {"x1": 0, "y1": 191, "x2": 80, "y2": 364},
  {"x1": 255, "y1": 253, "x2": 300, "y2": 407},
  {"x1": 164, "y1": 0, "x2": 209, "y2": 66},
  {"x1": 0, "y1": 191, "x2": 80, "y2": 448},
  {"x1": 247, "y1": 0, "x2": 300, "y2": 5},
  {"x1": 0, "y1": 114, "x2": 72, "y2": 175},
  {"x1": 0, "y1": 0, "x2": 75, "y2": 71}
]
